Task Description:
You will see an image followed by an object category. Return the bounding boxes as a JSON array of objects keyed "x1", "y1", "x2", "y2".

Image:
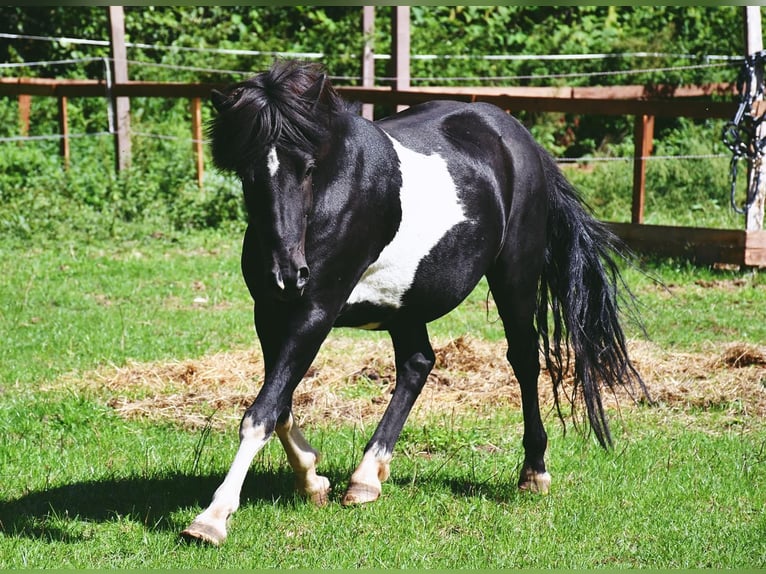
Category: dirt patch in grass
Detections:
[{"x1": 68, "y1": 335, "x2": 766, "y2": 430}]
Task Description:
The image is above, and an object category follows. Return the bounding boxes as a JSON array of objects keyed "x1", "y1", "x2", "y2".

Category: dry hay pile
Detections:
[{"x1": 73, "y1": 334, "x2": 766, "y2": 430}]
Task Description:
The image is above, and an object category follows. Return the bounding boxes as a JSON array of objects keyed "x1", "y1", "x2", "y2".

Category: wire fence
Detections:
[
  {"x1": 0, "y1": 30, "x2": 740, "y2": 166},
  {"x1": 0, "y1": 131, "x2": 111, "y2": 144},
  {"x1": 0, "y1": 30, "x2": 743, "y2": 82}
]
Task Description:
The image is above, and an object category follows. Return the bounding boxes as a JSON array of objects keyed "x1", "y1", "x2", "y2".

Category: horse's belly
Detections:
[{"x1": 344, "y1": 133, "x2": 467, "y2": 313}]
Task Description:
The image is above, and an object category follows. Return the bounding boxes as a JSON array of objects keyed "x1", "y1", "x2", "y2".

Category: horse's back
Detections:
[
  {"x1": 376, "y1": 99, "x2": 548, "y2": 243},
  {"x1": 376, "y1": 100, "x2": 528, "y2": 151},
  {"x1": 376, "y1": 100, "x2": 546, "y2": 204}
]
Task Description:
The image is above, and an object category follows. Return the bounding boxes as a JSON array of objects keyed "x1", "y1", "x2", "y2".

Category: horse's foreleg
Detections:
[
  {"x1": 181, "y1": 410, "x2": 331, "y2": 546},
  {"x1": 341, "y1": 444, "x2": 393, "y2": 505},
  {"x1": 181, "y1": 416, "x2": 271, "y2": 546},
  {"x1": 342, "y1": 323, "x2": 434, "y2": 506},
  {"x1": 275, "y1": 410, "x2": 331, "y2": 505},
  {"x1": 182, "y1": 304, "x2": 334, "y2": 545}
]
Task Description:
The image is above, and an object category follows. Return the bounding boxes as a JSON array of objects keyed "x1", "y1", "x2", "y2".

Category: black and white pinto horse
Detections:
[{"x1": 182, "y1": 60, "x2": 644, "y2": 545}]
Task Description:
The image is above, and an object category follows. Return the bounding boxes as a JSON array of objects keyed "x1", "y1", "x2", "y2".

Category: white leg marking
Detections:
[
  {"x1": 275, "y1": 413, "x2": 331, "y2": 505},
  {"x1": 182, "y1": 420, "x2": 268, "y2": 545},
  {"x1": 342, "y1": 444, "x2": 392, "y2": 506},
  {"x1": 346, "y1": 133, "x2": 466, "y2": 308},
  {"x1": 267, "y1": 146, "x2": 279, "y2": 178},
  {"x1": 518, "y1": 465, "x2": 552, "y2": 495}
]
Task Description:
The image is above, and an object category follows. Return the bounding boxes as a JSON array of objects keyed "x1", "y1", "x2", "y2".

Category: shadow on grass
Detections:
[
  {"x1": 0, "y1": 468, "x2": 315, "y2": 542},
  {"x1": 1, "y1": 462, "x2": 532, "y2": 543},
  {"x1": 391, "y1": 475, "x2": 525, "y2": 504}
]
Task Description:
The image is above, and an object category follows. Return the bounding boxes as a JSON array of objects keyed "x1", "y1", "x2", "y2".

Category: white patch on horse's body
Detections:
[
  {"x1": 346, "y1": 133, "x2": 466, "y2": 309},
  {"x1": 267, "y1": 146, "x2": 279, "y2": 177}
]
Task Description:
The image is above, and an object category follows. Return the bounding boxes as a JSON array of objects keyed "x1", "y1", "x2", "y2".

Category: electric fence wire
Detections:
[
  {"x1": 0, "y1": 131, "x2": 110, "y2": 143},
  {"x1": 0, "y1": 56, "x2": 740, "y2": 85},
  {"x1": 0, "y1": 56, "x2": 105, "y2": 69},
  {"x1": 1, "y1": 29, "x2": 742, "y2": 84},
  {"x1": 397, "y1": 61, "x2": 736, "y2": 85},
  {"x1": 0, "y1": 31, "x2": 743, "y2": 62},
  {"x1": 0, "y1": 31, "x2": 325, "y2": 60},
  {"x1": 0, "y1": 31, "x2": 742, "y2": 167},
  {"x1": 102, "y1": 57, "x2": 735, "y2": 83}
]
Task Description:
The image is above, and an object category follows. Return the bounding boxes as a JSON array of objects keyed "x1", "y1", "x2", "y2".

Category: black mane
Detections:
[{"x1": 208, "y1": 60, "x2": 348, "y2": 174}]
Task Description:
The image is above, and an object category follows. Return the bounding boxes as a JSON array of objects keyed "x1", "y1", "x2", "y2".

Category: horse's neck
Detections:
[{"x1": 313, "y1": 112, "x2": 401, "y2": 225}]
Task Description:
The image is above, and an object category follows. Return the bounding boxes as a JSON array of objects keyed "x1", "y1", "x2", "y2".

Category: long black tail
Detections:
[{"x1": 536, "y1": 149, "x2": 647, "y2": 448}]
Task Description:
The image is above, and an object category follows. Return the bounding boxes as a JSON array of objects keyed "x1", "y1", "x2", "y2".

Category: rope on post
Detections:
[{"x1": 723, "y1": 50, "x2": 766, "y2": 214}]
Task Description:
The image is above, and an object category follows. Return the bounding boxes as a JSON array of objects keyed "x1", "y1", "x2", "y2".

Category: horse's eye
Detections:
[{"x1": 304, "y1": 164, "x2": 315, "y2": 180}]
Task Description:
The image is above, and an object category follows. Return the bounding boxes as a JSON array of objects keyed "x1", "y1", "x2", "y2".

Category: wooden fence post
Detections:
[
  {"x1": 58, "y1": 95, "x2": 70, "y2": 169},
  {"x1": 745, "y1": 6, "x2": 766, "y2": 231},
  {"x1": 108, "y1": 6, "x2": 131, "y2": 172},
  {"x1": 18, "y1": 94, "x2": 30, "y2": 140},
  {"x1": 631, "y1": 114, "x2": 654, "y2": 224},
  {"x1": 191, "y1": 97, "x2": 204, "y2": 188},
  {"x1": 361, "y1": 6, "x2": 375, "y2": 120},
  {"x1": 391, "y1": 6, "x2": 410, "y2": 113}
]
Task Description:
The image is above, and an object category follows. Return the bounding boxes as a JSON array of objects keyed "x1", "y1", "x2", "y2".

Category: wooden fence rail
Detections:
[{"x1": 4, "y1": 77, "x2": 764, "y2": 266}]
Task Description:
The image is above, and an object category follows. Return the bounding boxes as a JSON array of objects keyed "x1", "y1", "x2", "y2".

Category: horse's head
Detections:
[{"x1": 209, "y1": 60, "x2": 345, "y2": 299}]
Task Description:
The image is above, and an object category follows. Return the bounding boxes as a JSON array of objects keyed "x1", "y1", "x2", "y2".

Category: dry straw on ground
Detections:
[{"x1": 71, "y1": 335, "x2": 766, "y2": 430}]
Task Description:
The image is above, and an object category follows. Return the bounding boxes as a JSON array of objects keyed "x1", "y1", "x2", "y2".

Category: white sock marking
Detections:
[
  {"x1": 347, "y1": 133, "x2": 466, "y2": 308},
  {"x1": 351, "y1": 444, "x2": 392, "y2": 486},
  {"x1": 276, "y1": 413, "x2": 330, "y2": 500},
  {"x1": 193, "y1": 420, "x2": 268, "y2": 524}
]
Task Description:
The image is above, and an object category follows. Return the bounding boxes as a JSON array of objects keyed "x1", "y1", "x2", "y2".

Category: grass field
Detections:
[{"x1": 2, "y1": 228, "x2": 765, "y2": 568}]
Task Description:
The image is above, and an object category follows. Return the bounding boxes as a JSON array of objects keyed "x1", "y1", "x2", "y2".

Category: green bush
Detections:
[{"x1": 0, "y1": 121, "x2": 245, "y2": 240}]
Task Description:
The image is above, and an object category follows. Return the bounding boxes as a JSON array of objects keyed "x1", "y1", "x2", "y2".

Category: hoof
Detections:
[
  {"x1": 518, "y1": 467, "x2": 551, "y2": 495},
  {"x1": 303, "y1": 475, "x2": 332, "y2": 507},
  {"x1": 341, "y1": 482, "x2": 381, "y2": 506},
  {"x1": 180, "y1": 520, "x2": 227, "y2": 546}
]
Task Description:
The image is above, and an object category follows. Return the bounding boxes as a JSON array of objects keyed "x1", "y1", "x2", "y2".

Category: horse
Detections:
[{"x1": 181, "y1": 60, "x2": 645, "y2": 546}]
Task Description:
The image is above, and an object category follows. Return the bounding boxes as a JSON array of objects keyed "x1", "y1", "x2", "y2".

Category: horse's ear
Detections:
[
  {"x1": 303, "y1": 73, "x2": 328, "y2": 109},
  {"x1": 211, "y1": 89, "x2": 229, "y2": 112},
  {"x1": 211, "y1": 87, "x2": 243, "y2": 112}
]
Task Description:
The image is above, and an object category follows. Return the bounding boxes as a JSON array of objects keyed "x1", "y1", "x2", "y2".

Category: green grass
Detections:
[
  {"x1": 620, "y1": 258, "x2": 766, "y2": 350},
  {"x1": 1, "y1": 393, "x2": 763, "y2": 568},
  {"x1": 1, "y1": 227, "x2": 765, "y2": 567},
  {"x1": 0, "y1": 231, "x2": 252, "y2": 385},
  {"x1": 4, "y1": 229, "x2": 765, "y2": 386}
]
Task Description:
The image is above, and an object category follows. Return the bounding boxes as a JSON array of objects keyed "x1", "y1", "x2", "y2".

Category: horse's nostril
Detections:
[
  {"x1": 296, "y1": 266, "x2": 310, "y2": 289},
  {"x1": 270, "y1": 263, "x2": 308, "y2": 295}
]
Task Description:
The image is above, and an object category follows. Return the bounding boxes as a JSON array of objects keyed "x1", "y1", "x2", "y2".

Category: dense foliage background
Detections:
[
  {"x1": 0, "y1": 6, "x2": 745, "y2": 84},
  {"x1": 0, "y1": 6, "x2": 754, "y2": 238}
]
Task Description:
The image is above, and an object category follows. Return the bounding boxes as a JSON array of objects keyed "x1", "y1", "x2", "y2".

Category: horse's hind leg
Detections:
[
  {"x1": 342, "y1": 322, "x2": 435, "y2": 505},
  {"x1": 486, "y1": 267, "x2": 551, "y2": 494}
]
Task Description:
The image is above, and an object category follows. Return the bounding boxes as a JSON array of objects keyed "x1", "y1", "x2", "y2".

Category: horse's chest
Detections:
[{"x1": 345, "y1": 134, "x2": 466, "y2": 311}]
